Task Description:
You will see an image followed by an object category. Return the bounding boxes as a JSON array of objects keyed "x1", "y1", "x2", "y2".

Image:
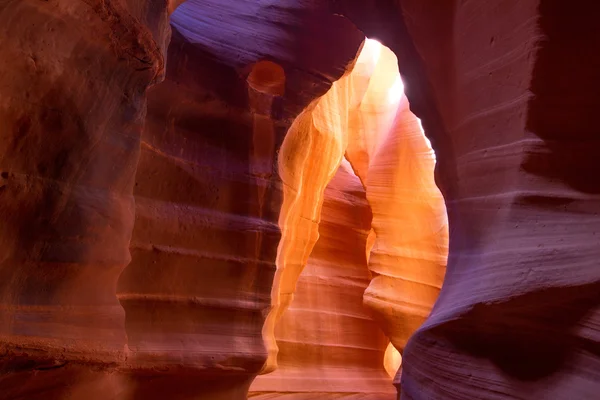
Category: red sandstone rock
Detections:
[
  {"x1": 1, "y1": 0, "x2": 599, "y2": 399},
  {"x1": 0, "y1": 0, "x2": 171, "y2": 365},
  {"x1": 118, "y1": 3, "x2": 363, "y2": 395},
  {"x1": 0, "y1": 1, "x2": 361, "y2": 398},
  {"x1": 257, "y1": 37, "x2": 446, "y2": 398}
]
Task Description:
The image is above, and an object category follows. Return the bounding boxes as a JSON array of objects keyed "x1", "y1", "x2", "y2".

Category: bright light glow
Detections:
[
  {"x1": 355, "y1": 38, "x2": 383, "y2": 75},
  {"x1": 383, "y1": 342, "x2": 402, "y2": 379},
  {"x1": 364, "y1": 38, "x2": 382, "y2": 65},
  {"x1": 261, "y1": 36, "x2": 445, "y2": 386},
  {"x1": 387, "y1": 75, "x2": 405, "y2": 105}
]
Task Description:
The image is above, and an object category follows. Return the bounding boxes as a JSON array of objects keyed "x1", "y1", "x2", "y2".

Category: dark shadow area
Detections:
[
  {"x1": 128, "y1": 372, "x2": 254, "y2": 400},
  {"x1": 524, "y1": 0, "x2": 600, "y2": 194},
  {"x1": 429, "y1": 282, "x2": 600, "y2": 380}
]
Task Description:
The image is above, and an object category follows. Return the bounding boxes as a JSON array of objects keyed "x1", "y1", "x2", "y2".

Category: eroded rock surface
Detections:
[
  {"x1": 250, "y1": 163, "x2": 395, "y2": 399},
  {"x1": 0, "y1": 0, "x2": 171, "y2": 370},
  {"x1": 256, "y1": 36, "x2": 446, "y2": 398},
  {"x1": 1, "y1": 0, "x2": 598, "y2": 399},
  {"x1": 118, "y1": 3, "x2": 364, "y2": 398},
  {"x1": 333, "y1": 1, "x2": 600, "y2": 398},
  {"x1": 0, "y1": 1, "x2": 362, "y2": 398}
]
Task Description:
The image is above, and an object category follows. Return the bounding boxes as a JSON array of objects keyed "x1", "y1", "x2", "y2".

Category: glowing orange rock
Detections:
[
  {"x1": 263, "y1": 38, "x2": 448, "y2": 394},
  {"x1": 251, "y1": 163, "x2": 395, "y2": 399}
]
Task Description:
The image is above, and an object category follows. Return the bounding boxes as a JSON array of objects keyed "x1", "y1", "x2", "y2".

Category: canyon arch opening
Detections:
[
  {"x1": 255, "y1": 38, "x2": 448, "y2": 398},
  {"x1": 0, "y1": 3, "x2": 449, "y2": 399},
  {"x1": 2, "y1": 2, "x2": 598, "y2": 400}
]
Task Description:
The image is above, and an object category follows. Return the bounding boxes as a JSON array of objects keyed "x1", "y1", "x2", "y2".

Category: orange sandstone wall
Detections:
[
  {"x1": 250, "y1": 162, "x2": 394, "y2": 399},
  {"x1": 2, "y1": 1, "x2": 597, "y2": 400},
  {"x1": 257, "y1": 37, "x2": 447, "y2": 398}
]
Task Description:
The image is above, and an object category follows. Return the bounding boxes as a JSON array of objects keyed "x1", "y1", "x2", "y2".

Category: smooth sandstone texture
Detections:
[
  {"x1": 399, "y1": 2, "x2": 600, "y2": 399},
  {"x1": 250, "y1": 162, "x2": 395, "y2": 399},
  {"x1": 0, "y1": 1, "x2": 364, "y2": 398},
  {"x1": 1, "y1": 0, "x2": 599, "y2": 399},
  {"x1": 344, "y1": 41, "x2": 448, "y2": 356},
  {"x1": 120, "y1": 2, "x2": 365, "y2": 398},
  {"x1": 332, "y1": 0, "x2": 600, "y2": 398},
  {"x1": 254, "y1": 37, "x2": 445, "y2": 398},
  {"x1": 0, "y1": 0, "x2": 175, "y2": 398}
]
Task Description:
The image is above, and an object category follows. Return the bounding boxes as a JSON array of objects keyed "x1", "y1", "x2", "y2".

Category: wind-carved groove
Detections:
[{"x1": 344, "y1": 41, "x2": 448, "y2": 391}]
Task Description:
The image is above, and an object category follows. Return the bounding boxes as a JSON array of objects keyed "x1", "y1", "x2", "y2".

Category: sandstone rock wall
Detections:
[
  {"x1": 1, "y1": 1, "x2": 598, "y2": 399},
  {"x1": 333, "y1": 1, "x2": 600, "y2": 398},
  {"x1": 250, "y1": 162, "x2": 395, "y2": 399},
  {"x1": 253, "y1": 36, "x2": 446, "y2": 399},
  {"x1": 0, "y1": 1, "x2": 363, "y2": 398},
  {"x1": 119, "y1": 2, "x2": 365, "y2": 397},
  {"x1": 0, "y1": 0, "x2": 171, "y2": 371}
]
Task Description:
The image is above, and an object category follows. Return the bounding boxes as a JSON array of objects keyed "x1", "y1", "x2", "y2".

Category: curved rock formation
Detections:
[
  {"x1": 260, "y1": 37, "x2": 447, "y2": 397},
  {"x1": 250, "y1": 161, "x2": 394, "y2": 399},
  {"x1": 0, "y1": 1, "x2": 364, "y2": 398},
  {"x1": 344, "y1": 41, "x2": 448, "y2": 358},
  {"x1": 398, "y1": 2, "x2": 600, "y2": 399},
  {"x1": 2, "y1": 1, "x2": 598, "y2": 399},
  {"x1": 332, "y1": 1, "x2": 600, "y2": 398},
  {"x1": 0, "y1": 0, "x2": 177, "y2": 397},
  {"x1": 119, "y1": 2, "x2": 364, "y2": 398},
  {"x1": 116, "y1": 33, "x2": 282, "y2": 395}
]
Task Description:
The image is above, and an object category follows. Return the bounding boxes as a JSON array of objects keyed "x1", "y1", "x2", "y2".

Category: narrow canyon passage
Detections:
[
  {"x1": 250, "y1": 161, "x2": 394, "y2": 399},
  {"x1": 257, "y1": 38, "x2": 448, "y2": 397},
  {"x1": 2, "y1": 1, "x2": 595, "y2": 399}
]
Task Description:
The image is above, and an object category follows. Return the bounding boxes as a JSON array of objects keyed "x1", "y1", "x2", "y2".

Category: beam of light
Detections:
[
  {"x1": 356, "y1": 38, "x2": 383, "y2": 74},
  {"x1": 364, "y1": 38, "x2": 382, "y2": 65},
  {"x1": 387, "y1": 75, "x2": 404, "y2": 105}
]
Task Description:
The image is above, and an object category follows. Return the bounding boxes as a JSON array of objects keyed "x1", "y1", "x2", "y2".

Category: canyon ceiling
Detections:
[{"x1": 0, "y1": 1, "x2": 599, "y2": 400}]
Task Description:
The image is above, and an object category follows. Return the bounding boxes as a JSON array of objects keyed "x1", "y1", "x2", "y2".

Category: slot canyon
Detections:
[{"x1": 0, "y1": 1, "x2": 598, "y2": 399}]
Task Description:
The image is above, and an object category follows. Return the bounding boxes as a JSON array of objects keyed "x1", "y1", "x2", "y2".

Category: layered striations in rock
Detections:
[
  {"x1": 0, "y1": 0, "x2": 173, "y2": 376},
  {"x1": 250, "y1": 162, "x2": 395, "y2": 399},
  {"x1": 332, "y1": 1, "x2": 600, "y2": 398},
  {"x1": 260, "y1": 37, "x2": 447, "y2": 397},
  {"x1": 118, "y1": 2, "x2": 364, "y2": 398},
  {"x1": 344, "y1": 40, "x2": 448, "y2": 360},
  {"x1": 395, "y1": 2, "x2": 600, "y2": 398},
  {"x1": 3, "y1": 0, "x2": 597, "y2": 399},
  {"x1": 0, "y1": 1, "x2": 364, "y2": 398}
]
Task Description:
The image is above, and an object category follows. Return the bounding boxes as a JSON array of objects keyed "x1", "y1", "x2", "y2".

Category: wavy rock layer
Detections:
[
  {"x1": 2, "y1": 1, "x2": 596, "y2": 399},
  {"x1": 117, "y1": 36, "x2": 281, "y2": 387},
  {"x1": 0, "y1": 0, "x2": 174, "y2": 398},
  {"x1": 258, "y1": 37, "x2": 446, "y2": 398},
  {"x1": 331, "y1": 1, "x2": 600, "y2": 398},
  {"x1": 0, "y1": 1, "x2": 363, "y2": 399},
  {"x1": 396, "y1": 2, "x2": 600, "y2": 399},
  {"x1": 118, "y1": 3, "x2": 363, "y2": 398},
  {"x1": 344, "y1": 41, "x2": 448, "y2": 357}
]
